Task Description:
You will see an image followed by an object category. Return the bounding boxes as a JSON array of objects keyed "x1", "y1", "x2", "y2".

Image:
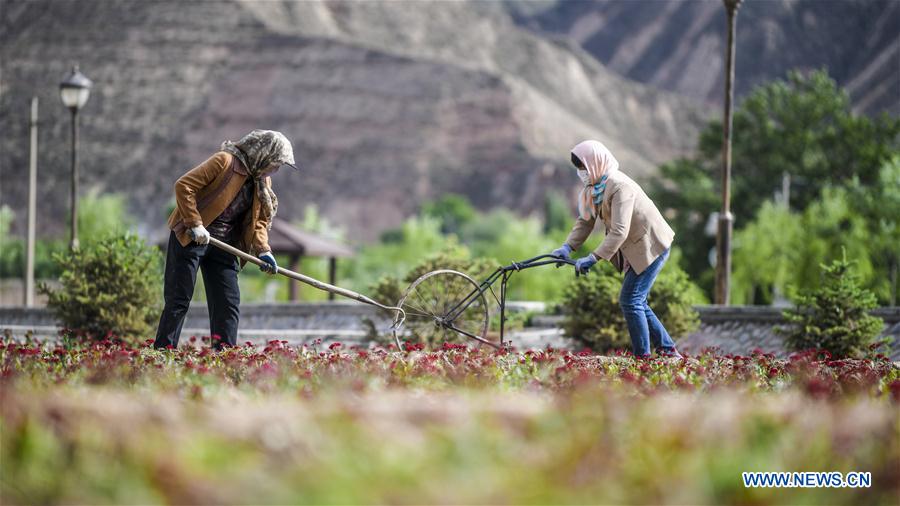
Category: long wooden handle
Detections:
[{"x1": 207, "y1": 237, "x2": 406, "y2": 324}]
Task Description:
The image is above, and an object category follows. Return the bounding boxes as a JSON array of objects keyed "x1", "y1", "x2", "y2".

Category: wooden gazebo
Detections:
[{"x1": 266, "y1": 218, "x2": 355, "y2": 301}]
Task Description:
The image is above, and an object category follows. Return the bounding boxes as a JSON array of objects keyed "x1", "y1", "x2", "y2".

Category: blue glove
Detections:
[
  {"x1": 258, "y1": 252, "x2": 278, "y2": 274},
  {"x1": 574, "y1": 254, "x2": 598, "y2": 277},
  {"x1": 550, "y1": 243, "x2": 573, "y2": 260}
]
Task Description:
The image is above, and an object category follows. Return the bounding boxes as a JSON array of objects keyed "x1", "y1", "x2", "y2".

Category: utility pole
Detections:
[
  {"x1": 25, "y1": 97, "x2": 38, "y2": 307},
  {"x1": 715, "y1": 0, "x2": 742, "y2": 305}
]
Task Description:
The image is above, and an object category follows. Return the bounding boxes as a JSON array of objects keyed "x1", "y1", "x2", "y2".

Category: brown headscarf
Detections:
[{"x1": 221, "y1": 130, "x2": 295, "y2": 228}]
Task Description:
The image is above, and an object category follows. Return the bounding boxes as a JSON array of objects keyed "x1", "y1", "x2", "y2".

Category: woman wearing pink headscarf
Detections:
[{"x1": 550, "y1": 140, "x2": 682, "y2": 358}]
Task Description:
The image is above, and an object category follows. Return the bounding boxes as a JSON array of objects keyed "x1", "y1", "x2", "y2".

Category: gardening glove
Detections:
[
  {"x1": 550, "y1": 243, "x2": 573, "y2": 266},
  {"x1": 189, "y1": 225, "x2": 210, "y2": 245},
  {"x1": 574, "y1": 253, "x2": 598, "y2": 277},
  {"x1": 258, "y1": 251, "x2": 278, "y2": 275},
  {"x1": 550, "y1": 242, "x2": 572, "y2": 269}
]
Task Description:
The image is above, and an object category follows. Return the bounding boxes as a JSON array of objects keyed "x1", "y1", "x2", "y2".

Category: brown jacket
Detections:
[
  {"x1": 565, "y1": 171, "x2": 674, "y2": 275},
  {"x1": 167, "y1": 152, "x2": 272, "y2": 264}
]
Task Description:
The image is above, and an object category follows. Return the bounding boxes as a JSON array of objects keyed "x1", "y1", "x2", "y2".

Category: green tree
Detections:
[
  {"x1": 422, "y1": 194, "x2": 477, "y2": 236},
  {"x1": 780, "y1": 251, "x2": 886, "y2": 358},
  {"x1": 651, "y1": 70, "x2": 899, "y2": 301},
  {"x1": 697, "y1": 69, "x2": 899, "y2": 218},
  {"x1": 299, "y1": 204, "x2": 346, "y2": 241},
  {"x1": 731, "y1": 187, "x2": 885, "y2": 305},
  {"x1": 731, "y1": 202, "x2": 803, "y2": 305},
  {"x1": 648, "y1": 159, "x2": 719, "y2": 295},
  {"x1": 846, "y1": 156, "x2": 900, "y2": 304},
  {"x1": 793, "y1": 187, "x2": 876, "y2": 300}
]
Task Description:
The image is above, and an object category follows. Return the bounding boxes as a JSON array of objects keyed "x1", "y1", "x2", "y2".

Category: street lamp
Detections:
[
  {"x1": 715, "y1": 0, "x2": 742, "y2": 305},
  {"x1": 59, "y1": 65, "x2": 92, "y2": 250}
]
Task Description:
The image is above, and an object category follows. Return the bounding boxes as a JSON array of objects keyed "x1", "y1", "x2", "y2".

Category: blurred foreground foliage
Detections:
[{"x1": 2, "y1": 339, "x2": 899, "y2": 505}]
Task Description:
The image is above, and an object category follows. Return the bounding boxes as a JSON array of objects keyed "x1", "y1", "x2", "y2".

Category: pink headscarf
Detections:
[{"x1": 572, "y1": 140, "x2": 620, "y2": 220}]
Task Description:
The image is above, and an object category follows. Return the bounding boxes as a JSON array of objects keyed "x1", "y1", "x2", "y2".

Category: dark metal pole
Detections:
[
  {"x1": 328, "y1": 257, "x2": 337, "y2": 301},
  {"x1": 69, "y1": 108, "x2": 79, "y2": 250},
  {"x1": 716, "y1": 0, "x2": 741, "y2": 305}
]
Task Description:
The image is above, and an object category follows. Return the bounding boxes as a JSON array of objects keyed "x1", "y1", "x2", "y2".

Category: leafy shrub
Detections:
[
  {"x1": 39, "y1": 233, "x2": 163, "y2": 344},
  {"x1": 780, "y1": 251, "x2": 886, "y2": 358},
  {"x1": 560, "y1": 260, "x2": 703, "y2": 353}
]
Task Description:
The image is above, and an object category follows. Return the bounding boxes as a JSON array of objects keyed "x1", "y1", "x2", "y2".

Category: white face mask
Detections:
[{"x1": 577, "y1": 169, "x2": 591, "y2": 186}]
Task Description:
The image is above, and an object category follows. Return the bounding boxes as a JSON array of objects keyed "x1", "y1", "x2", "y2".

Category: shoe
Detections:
[{"x1": 657, "y1": 348, "x2": 682, "y2": 358}]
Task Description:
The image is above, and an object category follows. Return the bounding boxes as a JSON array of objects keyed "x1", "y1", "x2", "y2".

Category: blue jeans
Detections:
[{"x1": 619, "y1": 248, "x2": 677, "y2": 356}]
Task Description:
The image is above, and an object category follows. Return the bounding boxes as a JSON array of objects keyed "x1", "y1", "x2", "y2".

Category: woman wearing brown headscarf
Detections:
[{"x1": 154, "y1": 130, "x2": 299, "y2": 350}]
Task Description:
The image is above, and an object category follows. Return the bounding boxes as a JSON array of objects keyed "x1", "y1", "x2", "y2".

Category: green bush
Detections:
[
  {"x1": 780, "y1": 251, "x2": 887, "y2": 358},
  {"x1": 560, "y1": 260, "x2": 703, "y2": 353},
  {"x1": 39, "y1": 233, "x2": 163, "y2": 344}
]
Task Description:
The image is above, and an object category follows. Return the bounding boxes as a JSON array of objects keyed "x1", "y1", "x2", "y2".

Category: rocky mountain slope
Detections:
[
  {"x1": 512, "y1": 0, "x2": 899, "y2": 116},
  {"x1": 0, "y1": 0, "x2": 706, "y2": 242}
]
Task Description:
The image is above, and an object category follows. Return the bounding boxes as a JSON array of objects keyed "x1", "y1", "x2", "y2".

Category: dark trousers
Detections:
[{"x1": 154, "y1": 232, "x2": 240, "y2": 350}]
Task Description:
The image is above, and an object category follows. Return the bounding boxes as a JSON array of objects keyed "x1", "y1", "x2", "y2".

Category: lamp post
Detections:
[
  {"x1": 59, "y1": 65, "x2": 92, "y2": 250},
  {"x1": 715, "y1": 0, "x2": 741, "y2": 305}
]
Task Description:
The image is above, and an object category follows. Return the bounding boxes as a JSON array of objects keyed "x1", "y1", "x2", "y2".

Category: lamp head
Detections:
[{"x1": 59, "y1": 65, "x2": 93, "y2": 111}]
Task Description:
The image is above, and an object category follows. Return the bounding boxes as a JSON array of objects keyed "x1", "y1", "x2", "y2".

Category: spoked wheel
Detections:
[{"x1": 392, "y1": 269, "x2": 491, "y2": 350}]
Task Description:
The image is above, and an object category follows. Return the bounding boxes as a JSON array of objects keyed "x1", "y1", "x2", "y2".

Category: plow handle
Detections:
[{"x1": 206, "y1": 237, "x2": 404, "y2": 318}]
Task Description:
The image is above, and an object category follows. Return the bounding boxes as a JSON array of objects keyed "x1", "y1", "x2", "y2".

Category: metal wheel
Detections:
[{"x1": 392, "y1": 269, "x2": 490, "y2": 350}]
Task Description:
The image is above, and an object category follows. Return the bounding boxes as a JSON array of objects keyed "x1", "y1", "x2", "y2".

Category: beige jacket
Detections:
[{"x1": 565, "y1": 171, "x2": 674, "y2": 275}]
